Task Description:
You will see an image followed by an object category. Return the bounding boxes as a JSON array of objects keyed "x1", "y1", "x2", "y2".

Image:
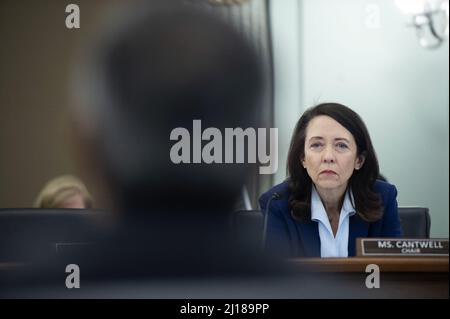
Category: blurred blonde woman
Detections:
[{"x1": 34, "y1": 175, "x2": 93, "y2": 209}]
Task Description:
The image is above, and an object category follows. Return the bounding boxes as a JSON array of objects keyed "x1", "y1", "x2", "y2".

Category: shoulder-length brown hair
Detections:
[{"x1": 287, "y1": 103, "x2": 382, "y2": 222}]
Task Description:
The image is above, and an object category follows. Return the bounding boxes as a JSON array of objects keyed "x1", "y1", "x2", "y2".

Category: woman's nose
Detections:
[{"x1": 322, "y1": 146, "x2": 336, "y2": 163}]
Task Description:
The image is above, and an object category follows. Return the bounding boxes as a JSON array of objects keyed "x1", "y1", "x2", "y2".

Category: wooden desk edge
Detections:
[{"x1": 287, "y1": 257, "x2": 449, "y2": 272}]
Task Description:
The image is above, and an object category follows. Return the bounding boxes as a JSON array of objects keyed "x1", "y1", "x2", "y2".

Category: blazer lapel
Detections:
[
  {"x1": 348, "y1": 214, "x2": 370, "y2": 256},
  {"x1": 292, "y1": 214, "x2": 370, "y2": 257},
  {"x1": 294, "y1": 220, "x2": 321, "y2": 257}
]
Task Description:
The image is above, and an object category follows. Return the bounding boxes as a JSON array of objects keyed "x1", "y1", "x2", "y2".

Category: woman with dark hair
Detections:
[{"x1": 259, "y1": 103, "x2": 402, "y2": 258}]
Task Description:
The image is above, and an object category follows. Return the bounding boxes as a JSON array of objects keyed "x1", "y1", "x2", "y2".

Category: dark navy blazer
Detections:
[{"x1": 259, "y1": 180, "x2": 403, "y2": 257}]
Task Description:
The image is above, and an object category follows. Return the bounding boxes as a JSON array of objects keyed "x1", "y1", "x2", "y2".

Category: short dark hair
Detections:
[
  {"x1": 73, "y1": 2, "x2": 263, "y2": 213},
  {"x1": 287, "y1": 103, "x2": 383, "y2": 222}
]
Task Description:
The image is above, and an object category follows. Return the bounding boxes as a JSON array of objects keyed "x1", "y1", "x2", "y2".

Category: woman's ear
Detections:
[
  {"x1": 301, "y1": 156, "x2": 306, "y2": 168},
  {"x1": 355, "y1": 152, "x2": 366, "y2": 170}
]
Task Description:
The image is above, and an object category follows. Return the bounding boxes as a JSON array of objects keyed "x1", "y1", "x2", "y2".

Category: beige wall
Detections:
[
  {"x1": 0, "y1": 0, "x2": 269, "y2": 208},
  {"x1": 0, "y1": 1, "x2": 109, "y2": 207}
]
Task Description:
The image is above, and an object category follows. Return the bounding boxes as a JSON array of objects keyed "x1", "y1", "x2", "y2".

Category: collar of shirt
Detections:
[
  {"x1": 310, "y1": 185, "x2": 356, "y2": 231},
  {"x1": 310, "y1": 185, "x2": 357, "y2": 257}
]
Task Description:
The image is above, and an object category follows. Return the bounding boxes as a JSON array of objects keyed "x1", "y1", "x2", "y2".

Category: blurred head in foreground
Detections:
[
  {"x1": 34, "y1": 174, "x2": 93, "y2": 209},
  {"x1": 67, "y1": 0, "x2": 268, "y2": 278},
  {"x1": 72, "y1": 1, "x2": 262, "y2": 220}
]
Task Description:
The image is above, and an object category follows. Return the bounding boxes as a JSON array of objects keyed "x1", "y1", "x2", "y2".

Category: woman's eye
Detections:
[
  {"x1": 310, "y1": 143, "x2": 322, "y2": 148},
  {"x1": 336, "y1": 143, "x2": 348, "y2": 149}
]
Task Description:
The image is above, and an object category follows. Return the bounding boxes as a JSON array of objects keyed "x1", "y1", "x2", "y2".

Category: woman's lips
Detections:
[{"x1": 320, "y1": 170, "x2": 337, "y2": 175}]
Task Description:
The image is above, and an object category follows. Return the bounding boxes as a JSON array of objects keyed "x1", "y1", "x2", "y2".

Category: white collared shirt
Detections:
[{"x1": 310, "y1": 186, "x2": 356, "y2": 258}]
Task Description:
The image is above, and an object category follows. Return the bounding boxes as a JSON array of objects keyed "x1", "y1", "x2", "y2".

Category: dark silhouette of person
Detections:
[{"x1": 1, "y1": 1, "x2": 284, "y2": 297}]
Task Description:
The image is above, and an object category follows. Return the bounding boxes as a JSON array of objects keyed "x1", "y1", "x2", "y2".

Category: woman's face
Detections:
[
  {"x1": 57, "y1": 193, "x2": 86, "y2": 209},
  {"x1": 302, "y1": 115, "x2": 364, "y2": 194}
]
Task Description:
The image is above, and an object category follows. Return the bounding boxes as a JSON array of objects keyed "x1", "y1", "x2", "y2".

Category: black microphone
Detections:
[{"x1": 261, "y1": 192, "x2": 282, "y2": 252}]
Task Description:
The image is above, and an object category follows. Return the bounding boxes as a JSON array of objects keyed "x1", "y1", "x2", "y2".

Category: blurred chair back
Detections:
[
  {"x1": 0, "y1": 208, "x2": 105, "y2": 262},
  {"x1": 231, "y1": 210, "x2": 264, "y2": 250},
  {"x1": 398, "y1": 207, "x2": 431, "y2": 238}
]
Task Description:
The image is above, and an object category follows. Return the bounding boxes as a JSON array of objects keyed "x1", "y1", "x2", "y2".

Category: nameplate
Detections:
[{"x1": 356, "y1": 238, "x2": 449, "y2": 256}]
